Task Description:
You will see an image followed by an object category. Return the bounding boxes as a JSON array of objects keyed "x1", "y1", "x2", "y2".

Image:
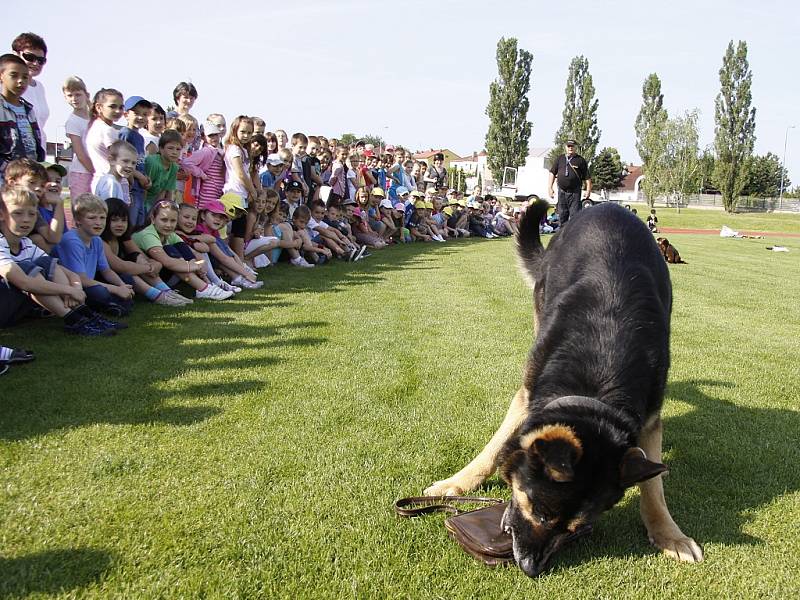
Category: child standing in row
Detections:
[
  {"x1": 223, "y1": 115, "x2": 258, "y2": 258},
  {"x1": 62, "y1": 76, "x2": 93, "y2": 202},
  {"x1": 0, "y1": 54, "x2": 45, "y2": 184},
  {"x1": 85, "y1": 88, "x2": 124, "y2": 191},
  {"x1": 118, "y1": 96, "x2": 152, "y2": 226},
  {"x1": 180, "y1": 121, "x2": 226, "y2": 210},
  {"x1": 142, "y1": 103, "x2": 165, "y2": 155},
  {"x1": 144, "y1": 130, "x2": 182, "y2": 210}
]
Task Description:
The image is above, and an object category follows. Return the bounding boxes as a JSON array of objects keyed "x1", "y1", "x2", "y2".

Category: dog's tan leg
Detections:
[
  {"x1": 424, "y1": 387, "x2": 529, "y2": 496},
  {"x1": 638, "y1": 416, "x2": 703, "y2": 562}
]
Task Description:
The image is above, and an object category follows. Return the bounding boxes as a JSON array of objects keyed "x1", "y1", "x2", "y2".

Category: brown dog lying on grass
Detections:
[
  {"x1": 425, "y1": 202, "x2": 702, "y2": 577},
  {"x1": 657, "y1": 237, "x2": 686, "y2": 264}
]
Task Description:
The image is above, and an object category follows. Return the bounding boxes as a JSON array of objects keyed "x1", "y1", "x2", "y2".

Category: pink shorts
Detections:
[{"x1": 68, "y1": 171, "x2": 93, "y2": 202}]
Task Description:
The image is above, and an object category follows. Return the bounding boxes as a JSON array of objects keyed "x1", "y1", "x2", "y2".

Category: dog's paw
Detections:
[
  {"x1": 423, "y1": 478, "x2": 466, "y2": 497},
  {"x1": 649, "y1": 531, "x2": 704, "y2": 563}
]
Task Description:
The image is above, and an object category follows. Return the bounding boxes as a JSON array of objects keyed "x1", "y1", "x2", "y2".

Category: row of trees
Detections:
[{"x1": 484, "y1": 38, "x2": 790, "y2": 211}]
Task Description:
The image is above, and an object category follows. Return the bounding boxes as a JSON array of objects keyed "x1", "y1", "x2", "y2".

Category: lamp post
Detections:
[{"x1": 779, "y1": 125, "x2": 795, "y2": 204}]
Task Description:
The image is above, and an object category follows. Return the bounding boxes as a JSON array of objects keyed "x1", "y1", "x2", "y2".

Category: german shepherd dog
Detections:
[{"x1": 425, "y1": 202, "x2": 702, "y2": 577}]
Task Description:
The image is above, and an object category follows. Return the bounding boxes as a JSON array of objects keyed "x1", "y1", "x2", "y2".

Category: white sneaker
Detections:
[
  {"x1": 291, "y1": 257, "x2": 315, "y2": 268},
  {"x1": 196, "y1": 284, "x2": 234, "y2": 300},
  {"x1": 244, "y1": 265, "x2": 258, "y2": 277},
  {"x1": 166, "y1": 290, "x2": 193, "y2": 304},
  {"x1": 218, "y1": 280, "x2": 242, "y2": 293},
  {"x1": 232, "y1": 275, "x2": 264, "y2": 289},
  {"x1": 154, "y1": 291, "x2": 185, "y2": 306}
]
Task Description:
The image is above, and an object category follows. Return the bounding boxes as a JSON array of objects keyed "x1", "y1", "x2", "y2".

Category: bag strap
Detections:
[{"x1": 394, "y1": 495, "x2": 504, "y2": 518}]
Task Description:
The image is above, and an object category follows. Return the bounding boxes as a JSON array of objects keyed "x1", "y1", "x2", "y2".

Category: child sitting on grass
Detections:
[
  {"x1": 3, "y1": 158, "x2": 65, "y2": 252},
  {"x1": 177, "y1": 201, "x2": 263, "y2": 290},
  {"x1": 308, "y1": 200, "x2": 360, "y2": 261},
  {"x1": 243, "y1": 188, "x2": 281, "y2": 269},
  {"x1": 100, "y1": 198, "x2": 191, "y2": 306},
  {"x1": 0, "y1": 187, "x2": 118, "y2": 335},
  {"x1": 291, "y1": 204, "x2": 332, "y2": 265},
  {"x1": 54, "y1": 193, "x2": 134, "y2": 319},
  {"x1": 266, "y1": 200, "x2": 311, "y2": 268},
  {"x1": 131, "y1": 200, "x2": 233, "y2": 300},
  {"x1": 324, "y1": 201, "x2": 368, "y2": 259}
]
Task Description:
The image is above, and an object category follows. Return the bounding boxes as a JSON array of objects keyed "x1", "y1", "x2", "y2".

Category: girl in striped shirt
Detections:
[{"x1": 180, "y1": 121, "x2": 226, "y2": 210}]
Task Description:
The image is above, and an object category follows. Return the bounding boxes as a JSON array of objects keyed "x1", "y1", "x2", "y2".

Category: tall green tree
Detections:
[
  {"x1": 549, "y1": 56, "x2": 601, "y2": 168},
  {"x1": 591, "y1": 147, "x2": 626, "y2": 193},
  {"x1": 646, "y1": 110, "x2": 701, "y2": 207},
  {"x1": 698, "y1": 148, "x2": 718, "y2": 194},
  {"x1": 634, "y1": 73, "x2": 668, "y2": 203},
  {"x1": 485, "y1": 37, "x2": 533, "y2": 183},
  {"x1": 713, "y1": 40, "x2": 757, "y2": 212},
  {"x1": 741, "y1": 153, "x2": 790, "y2": 197}
]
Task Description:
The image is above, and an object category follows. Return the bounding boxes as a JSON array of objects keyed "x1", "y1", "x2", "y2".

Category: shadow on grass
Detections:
[
  {"x1": 0, "y1": 316, "x2": 331, "y2": 441},
  {"x1": 0, "y1": 238, "x2": 495, "y2": 442},
  {"x1": 0, "y1": 547, "x2": 113, "y2": 599}
]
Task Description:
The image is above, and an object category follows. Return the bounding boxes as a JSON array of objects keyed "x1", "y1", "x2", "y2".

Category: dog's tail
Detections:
[{"x1": 516, "y1": 198, "x2": 549, "y2": 287}]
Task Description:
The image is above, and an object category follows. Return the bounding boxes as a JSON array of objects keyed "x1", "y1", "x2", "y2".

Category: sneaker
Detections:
[
  {"x1": 166, "y1": 290, "x2": 194, "y2": 304},
  {"x1": 155, "y1": 291, "x2": 186, "y2": 306},
  {"x1": 244, "y1": 265, "x2": 258, "y2": 277},
  {"x1": 347, "y1": 246, "x2": 359, "y2": 261},
  {"x1": 195, "y1": 284, "x2": 234, "y2": 300},
  {"x1": 290, "y1": 256, "x2": 315, "y2": 268},
  {"x1": 102, "y1": 302, "x2": 131, "y2": 317},
  {"x1": 218, "y1": 280, "x2": 243, "y2": 293},
  {"x1": 64, "y1": 314, "x2": 116, "y2": 337},
  {"x1": 231, "y1": 275, "x2": 264, "y2": 289},
  {"x1": 353, "y1": 245, "x2": 368, "y2": 262},
  {"x1": 92, "y1": 314, "x2": 129, "y2": 330}
]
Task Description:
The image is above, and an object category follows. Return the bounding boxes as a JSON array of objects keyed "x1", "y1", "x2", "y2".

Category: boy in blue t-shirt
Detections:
[
  {"x1": 54, "y1": 193, "x2": 134, "y2": 318},
  {"x1": 118, "y1": 96, "x2": 153, "y2": 227}
]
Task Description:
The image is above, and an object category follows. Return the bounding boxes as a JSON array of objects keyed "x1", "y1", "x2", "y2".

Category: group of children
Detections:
[{"x1": 0, "y1": 50, "x2": 528, "y2": 375}]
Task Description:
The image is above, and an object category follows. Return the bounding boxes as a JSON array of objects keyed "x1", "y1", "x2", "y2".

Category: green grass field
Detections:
[{"x1": 2, "y1": 209, "x2": 799, "y2": 599}]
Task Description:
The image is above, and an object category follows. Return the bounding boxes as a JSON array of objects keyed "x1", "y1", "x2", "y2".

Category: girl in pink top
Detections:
[
  {"x1": 85, "y1": 88, "x2": 124, "y2": 190},
  {"x1": 180, "y1": 121, "x2": 226, "y2": 210}
]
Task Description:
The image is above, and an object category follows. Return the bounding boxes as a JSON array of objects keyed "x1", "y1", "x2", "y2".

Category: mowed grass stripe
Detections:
[{"x1": 2, "y1": 209, "x2": 799, "y2": 598}]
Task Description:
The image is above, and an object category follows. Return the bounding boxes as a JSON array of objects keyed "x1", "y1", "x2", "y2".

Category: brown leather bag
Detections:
[{"x1": 394, "y1": 496, "x2": 513, "y2": 567}]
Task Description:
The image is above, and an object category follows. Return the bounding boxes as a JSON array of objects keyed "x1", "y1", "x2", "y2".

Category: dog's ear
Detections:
[
  {"x1": 521, "y1": 425, "x2": 583, "y2": 482},
  {"x1": 619, "y1": 447, "x2": 668, "y2": 487}
]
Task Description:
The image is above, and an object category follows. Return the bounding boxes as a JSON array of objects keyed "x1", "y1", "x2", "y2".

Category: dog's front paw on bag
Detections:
[
  {"x1": 424, "y1": 478, "x2": 466, "y2": 496},
  {"x1": 649, "y1": 531, "x2": 704, "y2": 563}
]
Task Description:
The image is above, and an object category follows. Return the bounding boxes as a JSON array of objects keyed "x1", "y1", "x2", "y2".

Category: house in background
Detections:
[
  {"x1": 608, "y1": 164, "x2": 643, "y2": 202},
  {"x1": 412, "y1": 148, "x2": 461, "y2": 169}
]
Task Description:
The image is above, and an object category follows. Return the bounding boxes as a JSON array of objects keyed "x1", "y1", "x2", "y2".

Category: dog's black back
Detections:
[{"x1": 518, "y1": 202, "x2": 672, "y2": 431}]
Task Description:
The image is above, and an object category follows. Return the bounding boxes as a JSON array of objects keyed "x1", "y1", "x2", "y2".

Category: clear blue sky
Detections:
[{"x1": 5, "y1": 0, "x2": 799, "y2": 184}]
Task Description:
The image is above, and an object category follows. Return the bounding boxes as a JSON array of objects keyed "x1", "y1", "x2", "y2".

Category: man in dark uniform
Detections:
[{"x1": 547, "y1": 139, "x2": 592, "y2": 225}]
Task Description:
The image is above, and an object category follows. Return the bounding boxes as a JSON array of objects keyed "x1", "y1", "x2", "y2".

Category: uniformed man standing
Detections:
[{"x1": 547, "y1": 139, "x2": 591, "y2": 225}]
